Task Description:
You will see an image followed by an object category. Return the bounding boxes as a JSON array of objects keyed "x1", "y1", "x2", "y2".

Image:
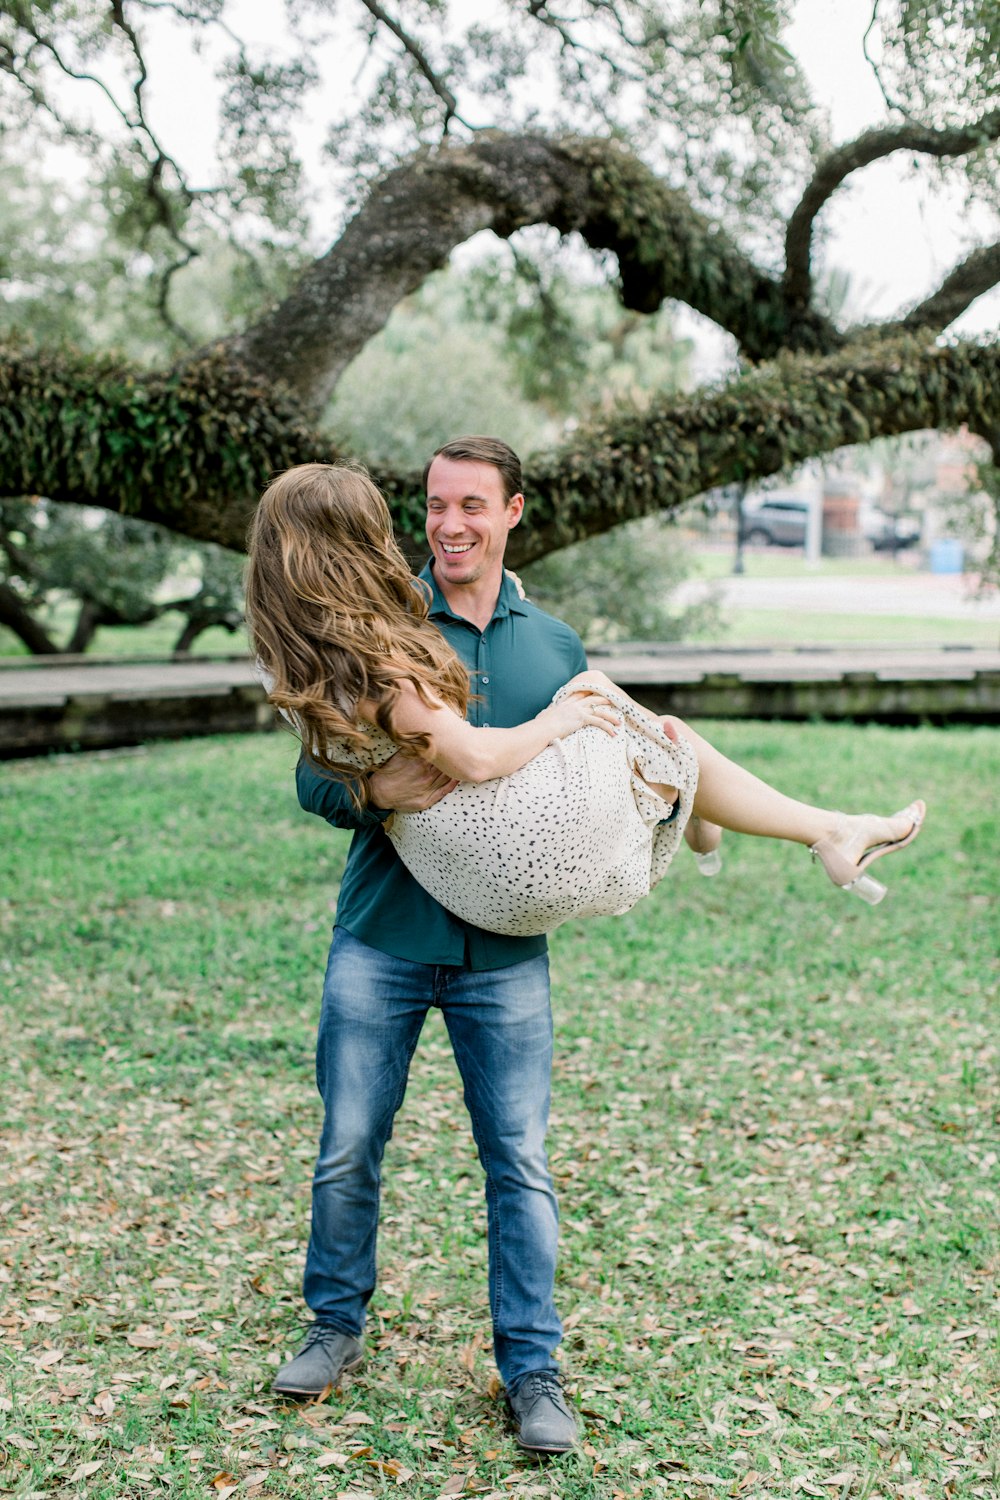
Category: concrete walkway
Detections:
[
  {"x1": 4, "y1": 645, "x2": 1000, "y2": 710},
  {"x1": 589, "y1": 642, "x2": 1000, "y2": 684},
  {"x1": 0, "y1": 656, "x2": 270, "y2": 758},
  {"x1": 3, "y1": 643, "x2": 999, "y2": 757},
  {"x1": 673, "y1": 569, "x2": 1000, "y2": 622},
  {"x1": 0, "y1": 655, "x2": 261, "y2": 707}
]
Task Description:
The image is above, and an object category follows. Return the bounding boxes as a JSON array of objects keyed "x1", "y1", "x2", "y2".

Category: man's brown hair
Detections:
[{"x1": 423, "y1": 436, "x2": 523, "y2": 503}]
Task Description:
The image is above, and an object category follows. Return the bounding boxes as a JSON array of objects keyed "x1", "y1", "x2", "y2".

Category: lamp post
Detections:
[{"x1": 732, "y1": 483, "x2": 747, "y2": 575}]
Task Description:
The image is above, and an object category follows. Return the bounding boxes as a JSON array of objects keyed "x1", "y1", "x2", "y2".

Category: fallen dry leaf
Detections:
[
  {"x1": 367, "y1": 1457, "x2": 415, "y2": 1482},
  {"x1": 315, "y1": 1451, "x2": 351, "y2": 1470},
  {"x1": 69, "y1": 1460, "x2": 103, "y2": 1482}
]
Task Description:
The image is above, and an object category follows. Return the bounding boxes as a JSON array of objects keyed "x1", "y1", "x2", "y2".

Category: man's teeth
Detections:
[{"x1": 442, "y1": 543, "x2": 474, "y2": 553}]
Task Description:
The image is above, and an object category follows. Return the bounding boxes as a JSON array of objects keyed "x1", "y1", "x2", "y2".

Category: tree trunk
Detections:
[
  {"x1": 171, "y1": 614, "x2": 240, "y2": 654},
  {"x1": 65, "y1": 599, "x2": 102, "y2": 655},
  {"x1": 0, "y1": 580, "x2": 61, "y2": 654}
]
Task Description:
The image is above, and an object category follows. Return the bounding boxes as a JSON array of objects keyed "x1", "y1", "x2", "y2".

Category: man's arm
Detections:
[
  {"x1": 296, "y1": 751, "x2": 458, "y2": 827},
  {"x1": 566, "y1": 626, "x2": 588, "y2": 679},
  {"x1": 296, "y1": 756, "x2": 380, "y2": 829}
]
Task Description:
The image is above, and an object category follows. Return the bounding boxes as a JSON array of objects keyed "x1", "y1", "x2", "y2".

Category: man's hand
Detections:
[{"x1": 368, "y1": 751, "x2": 458, "y2": 813}]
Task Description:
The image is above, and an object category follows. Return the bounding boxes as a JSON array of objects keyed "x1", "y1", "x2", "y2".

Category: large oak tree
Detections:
[{"x1": 1, "y1": 0, "x2": 998, "y2": 567}]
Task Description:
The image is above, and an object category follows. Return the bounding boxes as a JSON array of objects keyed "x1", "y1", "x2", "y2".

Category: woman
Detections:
[{"x1": 245, "y1": 463, "x2": 924, "y2": 937}]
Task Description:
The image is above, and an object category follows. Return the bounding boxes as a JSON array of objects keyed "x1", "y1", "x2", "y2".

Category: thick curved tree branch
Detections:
[
  {"x1": 4, "y1": 336, "x2": 995, "y2": 563},
  {"x1": 0, "y1": 346, "x2": 324, "y2": 549},
  {"x1": 226, "y1": 133, "x2": 840, "y2": 414},
  {"x1": 784, "y1": 110, "x2": 1000, "y2": 309},
  {"x1": 504, "y1": 337, "x2": 1000, "y2": 564},
  {"x1": 890, "y1": 243, "x2": 1000, "y2": 335}
]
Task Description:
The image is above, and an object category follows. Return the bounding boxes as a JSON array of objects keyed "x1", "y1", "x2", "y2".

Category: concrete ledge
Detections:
[
  {"x1": 610, "y1": 673, "x2": 1000, "y2": 726},
  {"x1": 2, "y1": 647, "x2": 999, "y2": 758},
  {"x1": 589, "y1": 645, "x2": 1000, "y2": 727},
  {"x1": 2, "y1": 683, "x2": 275, "y2": 757}
]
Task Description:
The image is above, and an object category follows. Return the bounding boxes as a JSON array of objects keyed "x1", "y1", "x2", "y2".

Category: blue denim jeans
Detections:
[{"x1": 302, "y1": 926, "x2": 561, "y2": 1387}]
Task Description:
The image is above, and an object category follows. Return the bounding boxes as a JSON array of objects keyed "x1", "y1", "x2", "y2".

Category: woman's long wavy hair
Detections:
[{"x1": 245, "y1": 463, "x2": 471, "y2": 801}]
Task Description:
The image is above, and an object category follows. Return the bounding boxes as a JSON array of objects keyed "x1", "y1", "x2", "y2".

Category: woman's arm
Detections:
[{"x1": 379, "y1": 680, "x2": 620, "y2": 785}]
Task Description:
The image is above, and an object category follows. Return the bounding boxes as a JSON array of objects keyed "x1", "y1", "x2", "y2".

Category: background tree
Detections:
[
  {"x1": 0, "y1": 497, "x2": 244, "y2": 654},
  {"x1": 0, "y1": 0, "x2": 997, "y2": 572},
  {"x1": 0, "y1": 146, "x2": 711, "y2": 652},
  {"x1": 0, "y1": 152, "x2": 250, "y2": 652}
]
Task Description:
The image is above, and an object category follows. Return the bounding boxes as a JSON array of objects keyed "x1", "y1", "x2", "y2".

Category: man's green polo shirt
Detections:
[{"x1": 295, "y1": 564, "x2": 587, "y2": 970}]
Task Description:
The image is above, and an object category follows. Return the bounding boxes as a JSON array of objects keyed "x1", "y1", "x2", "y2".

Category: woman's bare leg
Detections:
[
  {"x1": 563, "y1": 672, "x2": 920, "y2": 856},
  {"x1": 683, "y1": 813, "x2": 723, "y2": 856},
  {"x1": 668, "y1": 716, "x2": 920, "y2": 855}
]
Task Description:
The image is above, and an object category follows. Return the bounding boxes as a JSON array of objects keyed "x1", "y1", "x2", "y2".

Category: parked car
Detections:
[
  {"x1": 741, "y1": 497, "x2": 810, "y2": 547},
  {"x1": 862, "y1": 507, "x2": 922, "y2": 552}
]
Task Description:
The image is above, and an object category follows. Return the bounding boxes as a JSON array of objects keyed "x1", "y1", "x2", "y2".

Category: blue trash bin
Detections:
[{"x1": 929, "y1": 538, "x2": 964, "y2": 574}]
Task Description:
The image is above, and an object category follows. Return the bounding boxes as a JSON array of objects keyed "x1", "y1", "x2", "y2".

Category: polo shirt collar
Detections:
[{"x1": 418, "y1": 561, "x2": 529, "y2": 623}]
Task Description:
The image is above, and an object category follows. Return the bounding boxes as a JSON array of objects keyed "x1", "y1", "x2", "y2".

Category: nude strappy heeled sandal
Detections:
[{"x1": 809, "y1": 800, "x2": 925, "y2": 905}]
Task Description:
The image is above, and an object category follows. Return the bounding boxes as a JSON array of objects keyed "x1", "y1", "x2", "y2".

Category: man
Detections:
[{"x1": 276, "y1": 436, "x2": 586, "y2": 1455}]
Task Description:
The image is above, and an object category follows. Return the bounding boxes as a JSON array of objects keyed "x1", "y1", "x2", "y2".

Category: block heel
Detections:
[{"x1": 809, "y1": 801, "x2": 925, "y2": 904}]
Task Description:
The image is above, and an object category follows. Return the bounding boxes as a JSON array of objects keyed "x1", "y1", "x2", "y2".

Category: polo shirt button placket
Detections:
[{"x1": 478, "y1": 645, "x2": 492, "y2": 729}]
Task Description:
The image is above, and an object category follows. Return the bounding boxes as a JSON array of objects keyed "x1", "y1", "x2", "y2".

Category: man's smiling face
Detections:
[{"x1": 424, "y1": 456, "x2": 524, "y2": 594}]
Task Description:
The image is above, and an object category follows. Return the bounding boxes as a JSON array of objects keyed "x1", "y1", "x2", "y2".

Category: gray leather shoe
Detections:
[
  {"x1": 507, "y1": 1370, "x2": 578, "y2": 1454},
  {"x1": 273, "y1": 1323, "x2": 364, "y2": 1400}
]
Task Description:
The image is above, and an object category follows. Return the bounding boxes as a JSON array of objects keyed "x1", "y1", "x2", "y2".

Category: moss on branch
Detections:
[
  {"x1": 509, "y1": 335, "x2": 1000, "y2": 563},
  {"x1": 0, "y1": 341, "x2": 328, "y2": 547},
  {"x1": 2, "y1": 334, "x2": 997, "y2": 564}
]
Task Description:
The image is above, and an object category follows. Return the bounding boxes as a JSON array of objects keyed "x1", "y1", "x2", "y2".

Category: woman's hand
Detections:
[{"x1": 539, "y1": 691, "x2": 621, "y2": 742}]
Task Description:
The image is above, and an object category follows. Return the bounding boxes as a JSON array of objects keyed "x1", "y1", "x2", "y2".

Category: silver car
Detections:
[{"x1": 741, "y1": 498, "x2": 809, "y2": 547}]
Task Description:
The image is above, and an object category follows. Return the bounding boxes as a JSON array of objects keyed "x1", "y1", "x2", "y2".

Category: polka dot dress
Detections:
[{"x1": 333, "y1": 680, "x2": 699, "y2": 936}]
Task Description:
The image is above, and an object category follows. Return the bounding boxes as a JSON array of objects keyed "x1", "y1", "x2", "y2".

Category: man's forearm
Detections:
[{"x1": 296, "y1": 756, "x2": 389, "y2": 829}]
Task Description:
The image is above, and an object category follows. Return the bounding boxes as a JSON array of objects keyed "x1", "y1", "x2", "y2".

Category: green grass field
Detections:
[
  {"x1": 2, "y1": 606, "x2": 994, "y2": 657},
  {"x1": 0, "y1": 613, "x2": 248, "y2": 660},
  {"x1": 708, "y1": 611, "x2": 998, "y2": 648},
  {"x1": 1, "y1": 725, "x2": 997, "y2": 1499}
]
